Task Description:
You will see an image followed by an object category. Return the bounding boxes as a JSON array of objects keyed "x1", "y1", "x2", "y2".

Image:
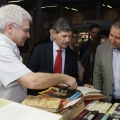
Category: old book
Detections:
[
  {"x1": 77, "y1": 87, "x2": 107, "y2": 100},
  {"x1": 92, "y1": 113, "x2": 105, "y2": 120},
  {"x1": 102, "y1": 103, "x2": 112, "y2": 113},
  {"x1": 22, "y1": 86, "x2": 84, "y2": 113},
  {"x1": 107, "y1": 103, "x2": 119, "y2": 115},
  {"x1": 112, "y1": 104, "x2": 120, "y2": 118},
  {"x1": 90, "y1": 101, "x2": 104, "y2": 111},
  {"x1": 85, "y1": 100, "x2": 99, "y2": 111},
  {"x1": 69, "y1": 101, "x2": 85, "y2": 119},
  {"x1": 22, "y1": 95, "x2": 62, "y2": 112},
  {"x1": 75, "y1": 109, "x2": 89, "y2": 120},
  {"x1": 0, "y1": 98, "x2": 63, "y2": 120}
]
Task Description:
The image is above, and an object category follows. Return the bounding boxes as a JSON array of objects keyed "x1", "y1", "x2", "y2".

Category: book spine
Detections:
[
  {"x1": 101, "y1": 113, "x2": 110, "y2": 120},
  {"x1": 75, "y1": 109, "x2": 89, "y2": 120},
  {"x1": 81, "y1": 111, "x2": 93, "y2": 120},
  {"x1": 86, "y1": 110, "x2": 99, "y2": 120},
  {"x1": 92, "y1": 113, "x2": 105, "y2": 120},
  {"x1": 98, "y1": 102, "x2": 108, "y2": 113},
  {"x1": 107, "y1": 103, "x2": 119, "y2": 115},
  {"x1": 86, "y1": 100, "x2": 99, "y2": 111},
  {"x1": 91, "y1": 101, "x2": 103, "y2": 111},
  {"x1": 102, "y1": 103, "x2": 112, "y2": 113},
  {"x1": 112, "y1": 104, "x2": 120, "y2": 117}
]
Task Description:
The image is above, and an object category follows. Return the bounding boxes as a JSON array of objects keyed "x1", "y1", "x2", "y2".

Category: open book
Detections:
[
  {"x1": 0, "y1": 98, "x2": 63, "y2": 120},
  {"x1": 22, "y1": 86, "x2": 84, "y2": 113},
  {"x1": 77, "y1": 87, "x2": 107, "y2": 100}
]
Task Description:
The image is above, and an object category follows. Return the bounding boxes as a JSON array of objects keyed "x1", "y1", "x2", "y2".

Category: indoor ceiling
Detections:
[{"x1": 7, "y1": 0, "x2": 120, "y2": 12}]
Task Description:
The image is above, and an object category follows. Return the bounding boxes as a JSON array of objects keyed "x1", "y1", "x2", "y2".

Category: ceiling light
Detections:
[
  {"x1": 71, "y1": 8, "x2": 78, "y2": 11},
  {"x1": 8, "y1": 0, "x2": 24, "y2": 3},
  {"x1": 107, "y1": 5, "x2": 112, "y2": 8},
  {"x1": 65, "y1": 7, "x2": 70, "y2": 9},
  {"x1": 45, "y1": 5, "x2": 57, "y2": 8},
  {"x1": 41, "y1": 7, "x2": 46, "y2": 8},
  {"x1": 102, "y1": 4, "x2": 105, "y2": 6}
]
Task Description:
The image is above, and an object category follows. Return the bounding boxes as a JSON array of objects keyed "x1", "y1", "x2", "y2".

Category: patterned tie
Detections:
[{"x1": 54, "y1": 49, "x2": 62, "y2": 73}]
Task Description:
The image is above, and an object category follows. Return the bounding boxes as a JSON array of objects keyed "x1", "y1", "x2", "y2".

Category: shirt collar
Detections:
[
  {"x1": 0, "y1": 33, "x2": 17, "y2": 50},
  {"x1": 112, "y1": 48, "x2": 120, "y2": 53},
  {"x1": 53, "y1": 41, "x2": 65, "y2": 52}
]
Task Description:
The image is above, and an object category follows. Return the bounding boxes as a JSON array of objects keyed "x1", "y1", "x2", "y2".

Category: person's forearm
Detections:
[{"x1": 18, "y1": 72, "x2": 77, "y2": 90}]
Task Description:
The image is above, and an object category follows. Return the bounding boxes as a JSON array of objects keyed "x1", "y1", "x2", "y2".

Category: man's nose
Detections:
[{"x1": 26, "y1": 32, "x2": 30, "y2": 38}]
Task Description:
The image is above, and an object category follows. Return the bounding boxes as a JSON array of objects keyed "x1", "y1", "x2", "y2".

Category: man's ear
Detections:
[{"x1": 5, "y1": 23, "x2": 13, "y2": 34}]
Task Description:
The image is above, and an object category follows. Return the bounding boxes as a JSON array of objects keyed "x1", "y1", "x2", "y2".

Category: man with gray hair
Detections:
[
  {"x1": 28, "y1": 17, "x2": 79, "y2": 95},
  {"x1": 0, "y1": 5, "x2": 77, "y2": 103},
  {"x1": 28, "y1": 17, "x2": 93, "y2": 95}
]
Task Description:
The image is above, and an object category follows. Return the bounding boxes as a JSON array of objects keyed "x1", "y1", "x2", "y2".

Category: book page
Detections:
[
  {"x1": 77, "y1": 87, "x2": 101, "y2": 95},
  {"x1": 0, "y1": 99, "x2": 63, "y2": 120}
]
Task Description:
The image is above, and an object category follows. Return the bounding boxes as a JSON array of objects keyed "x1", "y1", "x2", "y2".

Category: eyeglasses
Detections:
[{"x1": 13, "y1": 23, "x2": 30, "y2": 34}]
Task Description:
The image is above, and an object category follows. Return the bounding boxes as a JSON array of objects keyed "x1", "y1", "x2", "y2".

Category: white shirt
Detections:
[
  {"x1": 53, "y1": 41, "x2": 65, "y2": 74},
  {"x1": 0, "y1": 33, "x2": 31, "y2": 103}
]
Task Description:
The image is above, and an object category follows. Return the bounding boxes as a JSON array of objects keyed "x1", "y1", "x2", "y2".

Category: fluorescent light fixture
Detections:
[
  {"x1": 107, "y1": 5, "x2": 112, "y2": 8},
  {"x1": 41, "y1": 7, "x2": 46, "y2": 8},
  {"x1": 45, "y1": 5, "x2": 57, "y2": 8},
  {"x1": 71, "y1": 8, "x2": 78, "y2": 11},
  {"x1": 102, "y1": 4, "x2": 105, "y2": 6},
  {"x1": 8, "y1": 0, "x2": 24, "y2": 3},
  {"x1": 65, "y1": 7, "x2": 70, "y2": 9}
]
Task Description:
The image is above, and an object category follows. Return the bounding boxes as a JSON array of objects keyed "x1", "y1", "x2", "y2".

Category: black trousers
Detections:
[{"x1": 111, "y1": 98, "x2": 120, "y2": 104}]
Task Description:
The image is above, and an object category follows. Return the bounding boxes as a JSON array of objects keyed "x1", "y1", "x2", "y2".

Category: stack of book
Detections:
[
  {"x1": 22, "y1": 86, "x2": 85, "y2": 120},
  {"x1": 82, "y1": 100, "x2": 120, "y2": 120}
]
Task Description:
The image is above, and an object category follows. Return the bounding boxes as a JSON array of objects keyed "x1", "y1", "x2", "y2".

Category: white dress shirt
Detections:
[{"x1": 0, "y1": 33, "x2": 31, "y2": 103}]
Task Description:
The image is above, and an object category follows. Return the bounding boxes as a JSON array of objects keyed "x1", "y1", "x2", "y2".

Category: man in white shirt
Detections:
[{"x1": 0, "y1": 4, "x2": 77, "y2": 103}]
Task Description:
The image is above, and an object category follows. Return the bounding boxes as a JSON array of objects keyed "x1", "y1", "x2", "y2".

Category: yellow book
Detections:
[
  {"x1": 102, "y1": 103, "x2": 112, "y2": 113},
  {"x1": 107, "y1": 103, "x2": 119, "y2": 115}
]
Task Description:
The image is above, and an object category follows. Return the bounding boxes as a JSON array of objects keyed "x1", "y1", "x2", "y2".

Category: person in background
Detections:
[
  {"x1": 80, "y1": 30, "x2": 109, "y2": 84},
  {"x1": 93, "y1": 17, "x2": 120, "y2": 103},
  {"x1": 69, "y1": 30, "x2": 78, "y2": 51},
  {"x1": 0, "y1": 4, "x2": 77, "y2": 103},
  {"x1": 79, "y1": 24, "x2": 101, "y2": 60}
]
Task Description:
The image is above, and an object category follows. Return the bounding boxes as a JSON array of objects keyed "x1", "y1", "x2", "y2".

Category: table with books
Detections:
[{"x1": 22, "y1": 86, "x2": 120, "y2": 120}]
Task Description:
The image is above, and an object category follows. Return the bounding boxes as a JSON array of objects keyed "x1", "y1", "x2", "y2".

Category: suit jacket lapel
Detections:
[{"x1": 64, "y1": 47, "x2": 71, "y2": 74}]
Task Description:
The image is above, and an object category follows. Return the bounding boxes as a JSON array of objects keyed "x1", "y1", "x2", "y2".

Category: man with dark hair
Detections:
[
  {"x1": 28, "y1": 17, "x2": 79, "y2": 95},
  {"x1": 79, "y1": 24, "x2": 101, "y2": 60},
  {"x1": 93, "y1": 17, "x2": 120, "y2": 103},
  {"x1": 28, "y1": 18, "x2": 94, "y2": 95}
]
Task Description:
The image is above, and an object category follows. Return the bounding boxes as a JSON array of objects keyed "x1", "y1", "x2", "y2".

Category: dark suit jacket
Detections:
[
  {"x1": 29, "y1": 37, "x2": 51, "y2": 59},
  {"x1": 28, "y1": 42, "x2": 79, "y2": 78},
  {"x1": 27, "y1": 42, "x2": 82, "y2": 95}
]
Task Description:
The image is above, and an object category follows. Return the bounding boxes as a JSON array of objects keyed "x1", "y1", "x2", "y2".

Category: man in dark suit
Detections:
[
  {"x1": 79, "y1": 24, "x2": 101, "y2": 60},
  {"x1": 27, "y1": 18, "x2": 83, "y2": 95}
]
